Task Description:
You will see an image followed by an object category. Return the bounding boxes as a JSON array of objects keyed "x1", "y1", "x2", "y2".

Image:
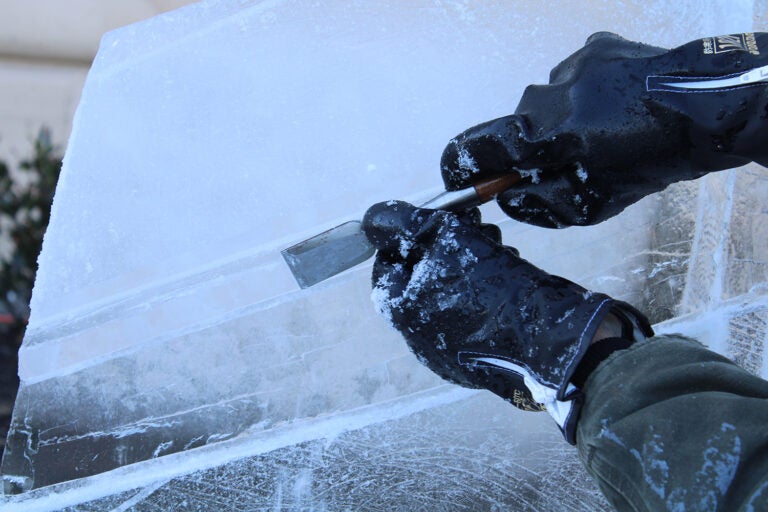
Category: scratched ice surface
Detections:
[{"x1": 2, "y1": 0, "x2": 767, "y2": 510}]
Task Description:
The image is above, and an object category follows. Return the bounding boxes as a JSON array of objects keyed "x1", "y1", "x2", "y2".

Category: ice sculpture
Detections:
[{"x1": 3, "y1": 0, "x2": 766, "y2": 509}]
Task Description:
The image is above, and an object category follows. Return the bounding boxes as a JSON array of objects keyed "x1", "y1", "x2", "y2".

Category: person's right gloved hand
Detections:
[
  {"x1": 441, "y1": 32, "x2": 768, "y2": 228},
  {"x1": 361, "y1": 200, "x2": 653, "y2": 444}
]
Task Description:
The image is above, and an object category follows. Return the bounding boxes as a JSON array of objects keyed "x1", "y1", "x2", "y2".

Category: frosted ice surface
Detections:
[{"x1": 2, "y1": 0, "x2": 766, "y2": 509}]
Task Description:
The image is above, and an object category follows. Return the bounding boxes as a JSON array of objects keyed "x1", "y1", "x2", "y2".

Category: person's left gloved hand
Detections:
[
  {"x1": 362, "y1": 200, "x2": 652, "y2": 443},
  {"x1": 441, "y1": 32, "x2": 768, "y2": 228}
]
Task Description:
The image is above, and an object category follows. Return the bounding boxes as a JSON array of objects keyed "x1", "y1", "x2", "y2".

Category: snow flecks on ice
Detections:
[{"x1": 649, "y1": 259, "x2": 684, "y2": 279}]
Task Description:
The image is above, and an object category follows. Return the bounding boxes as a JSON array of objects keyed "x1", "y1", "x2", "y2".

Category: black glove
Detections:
[
  {"x1": 362, "y1": 201, "x2": 652, "y2": 443},
  {"x1": 441, "y1": 32, "x2": 768, "y2": 227}
]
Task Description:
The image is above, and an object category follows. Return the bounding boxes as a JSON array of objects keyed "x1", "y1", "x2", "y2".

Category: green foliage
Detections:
[{"x1": 0, "y1": 128, "x2": 62, "y2": 341}]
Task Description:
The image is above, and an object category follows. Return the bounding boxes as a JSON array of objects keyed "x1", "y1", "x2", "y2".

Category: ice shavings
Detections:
[
  {"x1": 456, "y1": 146, "x2": 479, "y2": 177},
  {"x1": 440, "y1": 226, "x2": 460, "y2": 250},
  {"x1": 434, "y1": 220, "x2": 479, "y2": 268},
  {"x1": 370, "y1": 255, "x2": 447, "y2": 327},
  {"x1": 371, "y1": 272, "x2": 398, "y2": 328},
  {"x1": 371, "y1": 232, "x2": 471, "y2": 330},
  {"x1": 575, "y1": 163, "x2": 588, "y2": 183},
  {"x1": 398, "y1": 237, "x2": 414, "y2": 258},
  {"x1": 597, "y1": 419, "x2": 627, "y2": 448},
  {"x1": 665, "y1": 423, "x2": 742, "y2": 509},
  {"x1": 555, "y1": 308, "x2": 575, "y2": 325},
  {"x1": 458, "y1": 247, "x2": 478, "y2": 268},
  {"x1": 701, "y1": 424, "x2": 741, "y2": 496},
  {"x1": 517, "y1": 168, "x2": 542, "y2": 184},
  {"x1": 3, "y1": 474, "x2": 28, "y2": 487},
  {"x1": 404, "y1": 258, "x2": 446, "y2": 302},
  {"x1": 504, "y1": 194, "x2": 524, "y2": 208},
  {"x1": 629, "y1": 430, "x2": 670, "y2": 499},
  {"x1": 436, "y1": 290, "x2": 461, "y2": 313}
]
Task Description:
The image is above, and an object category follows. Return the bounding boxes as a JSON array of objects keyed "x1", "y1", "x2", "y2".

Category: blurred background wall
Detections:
[{"x1": 0, "y1": 0, "x2": 196, "y2": 168}]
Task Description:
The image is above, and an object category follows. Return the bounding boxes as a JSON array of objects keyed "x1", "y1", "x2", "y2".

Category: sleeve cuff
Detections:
[{"x1": 570, "y1": 336, "x2": 636, "y2": 388}]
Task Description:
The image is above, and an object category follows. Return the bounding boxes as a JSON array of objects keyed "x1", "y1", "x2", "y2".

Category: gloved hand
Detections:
[
  {"x1": 441, "y1": 32, "x2": 768, "y2": 227},
  {"x1": 362, "y1": 201, "x2": 652, "y2": 443}
]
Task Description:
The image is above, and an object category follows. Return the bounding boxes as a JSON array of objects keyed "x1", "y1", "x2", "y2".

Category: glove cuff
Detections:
[{"x1": 529, "y1": 299, "x2": 653, "y2": 444}]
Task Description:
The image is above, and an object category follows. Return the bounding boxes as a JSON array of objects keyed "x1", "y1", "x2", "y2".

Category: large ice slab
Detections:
[{"x1": 3, "y1": 0, "x2": 765, "y2": 509}]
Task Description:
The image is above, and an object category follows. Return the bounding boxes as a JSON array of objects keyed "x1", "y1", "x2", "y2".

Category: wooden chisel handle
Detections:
[
  {"x1": 419, "y1": 172, "x2": 522, "y2": 211},
  {"x1": 473, "y1": 173, "x2": 522, "y2": 203}
]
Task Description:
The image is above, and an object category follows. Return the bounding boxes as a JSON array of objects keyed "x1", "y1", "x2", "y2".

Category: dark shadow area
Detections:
[
  {"x1": 0, "y1": 128, "x2": 62, "y2": 460},
  {"x1": 0, "y1": 322, "x2": 21, "y2": 459}
]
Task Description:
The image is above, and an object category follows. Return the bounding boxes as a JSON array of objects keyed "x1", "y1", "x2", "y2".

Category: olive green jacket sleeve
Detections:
[{"x1": 577, "y1": 335, "x2": 768, "y2": 511}]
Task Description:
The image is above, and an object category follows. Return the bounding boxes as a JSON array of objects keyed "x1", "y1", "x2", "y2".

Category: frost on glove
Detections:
[
  {"x1": 361, "y1": 201, "x2": 652, "y2": 443},
  {"x1": 441, "y1": 32, "x2": 768, "y2": 227}
]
